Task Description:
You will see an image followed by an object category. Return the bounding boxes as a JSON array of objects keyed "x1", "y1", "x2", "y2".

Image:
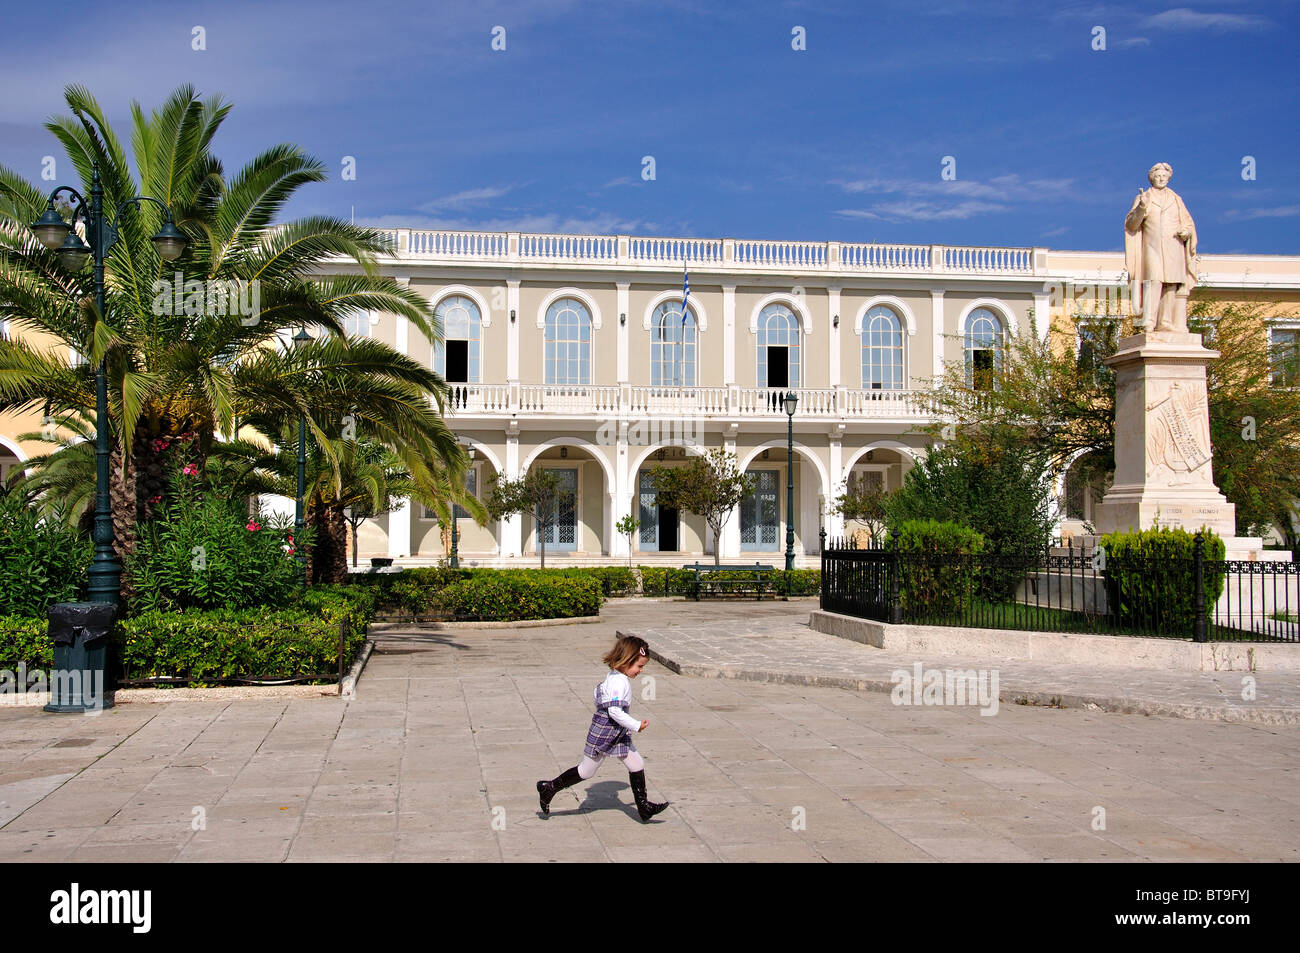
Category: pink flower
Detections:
[
  {"x1": 246, "y1": 520, "x2": 261, "y2": 532},
  {"x1": 150, "y1": 495, "x2": 163, "y2": 504},
  {"x1": 182, "y1": 464, "x2": 198, "y2": 476}
]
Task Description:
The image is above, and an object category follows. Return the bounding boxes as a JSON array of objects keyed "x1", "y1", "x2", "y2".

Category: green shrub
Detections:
[
  {"x1": 777, "y1": 569, "x2": 821, "y2": 596},
  {"x1": 893, "y1": 519, "x2": 986, "y2": 620},
  {"x1": 0, "y1": 494, "x2": 91, "y2": 617},
  {"x1": 116, "y1": 606, "x2": 367, "y2": 684},
  {"x1": 885, "y1": 434, "x2": 1053, "y2": 553},
  {"x1": 128, "y1": 485, "x2": 309, "y2": 614},
  {"x1": 1100, "y1": 527, "x2": 1226, "y2": 636},
  {"x1": 0, "y1": 616, "x2": 53, "y2": 670},
  {"x1": 638, "y1": 566, "x2": 667, "y2": 595},
  {"x1": 434, "y1": 575, "x2": 601, "y2": 621}
]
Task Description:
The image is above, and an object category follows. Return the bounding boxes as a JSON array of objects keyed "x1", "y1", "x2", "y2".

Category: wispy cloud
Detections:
[
  {"x1": 360, "y1": 211, "x2": 658, "y2": 235},
  {"x1": 834, "y1": 173, "x2": 1075, "y2": 223},
  {"x1": 836, "y1": 201, "x2": 1009, "y2": 222},
  {"x1": 418, "y1": 185, "x2": 520, "y2": 213},
  {"x1": 1143, "y1": 8, "x2": 1272, "y2": 31},
  {"x1": 1222, "y1": 205, "x2": 1300, "y2": 222},
  {"x1": 1117, "y1": 36, "x2": 1151, "y2": 47}
]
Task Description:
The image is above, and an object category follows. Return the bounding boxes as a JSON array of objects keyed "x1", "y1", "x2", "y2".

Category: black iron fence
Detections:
[{"x1": 821, "y1": 533, "x2": 1299, "y2": 643}]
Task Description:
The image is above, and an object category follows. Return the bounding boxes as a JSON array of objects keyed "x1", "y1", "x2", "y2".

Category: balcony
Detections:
[
  {"x1": 442, "y1": 384, "x2": 928, "y2": 420},
  {"x1": 375, "y1": 229, "x2": 1041, "y2": 277}
]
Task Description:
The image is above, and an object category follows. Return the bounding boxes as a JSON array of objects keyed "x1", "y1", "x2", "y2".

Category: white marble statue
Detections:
[{"x1": 1125, "y1": 162, "x2": 1199, "y2": 332}]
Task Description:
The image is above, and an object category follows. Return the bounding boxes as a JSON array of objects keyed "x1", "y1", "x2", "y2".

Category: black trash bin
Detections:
[{"x1": 44, "y1": 603, "x2": 116, "y2": 713}]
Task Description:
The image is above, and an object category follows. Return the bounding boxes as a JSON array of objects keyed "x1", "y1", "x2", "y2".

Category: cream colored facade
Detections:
[{"x1": 5, "y1": 232, "x2": 1300, "y2": 565}]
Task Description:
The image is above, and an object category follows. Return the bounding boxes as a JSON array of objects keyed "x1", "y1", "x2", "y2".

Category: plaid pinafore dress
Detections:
[{"x1": 583, "y1": 671, "x2": 638, "y2": 760}]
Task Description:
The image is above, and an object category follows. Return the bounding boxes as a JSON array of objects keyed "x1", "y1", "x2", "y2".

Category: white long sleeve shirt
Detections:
[{"x1": 595, "y1": 671, "x2": 642, "y2": 732}]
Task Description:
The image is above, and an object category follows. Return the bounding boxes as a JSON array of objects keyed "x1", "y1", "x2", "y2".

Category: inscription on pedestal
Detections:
[{"x1": 1146, "y1": 381, "x2": 1211, "y2": 481}]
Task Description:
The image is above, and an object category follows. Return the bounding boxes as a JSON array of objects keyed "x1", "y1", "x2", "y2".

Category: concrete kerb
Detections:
[
  {"x1": 369, "y1": 615, "x2": 602, "y2": 631},
  {"x1": 644, "y1": 653, "x2": 1297, "y2": 725},
  {"x1": 809, "y1": 609, "x2": 1300, "y2": 673}
]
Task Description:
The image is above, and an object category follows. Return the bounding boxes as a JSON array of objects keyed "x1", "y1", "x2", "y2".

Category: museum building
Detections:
[{"x1": 3, "y1": 228, "x2": 1299, "y2": 566}]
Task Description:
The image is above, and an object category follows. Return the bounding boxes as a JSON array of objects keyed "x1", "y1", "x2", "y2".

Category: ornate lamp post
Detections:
[
  {"x1": 783, "y1": 390, "x2": 798, "y2": 572},
  {"x1": 292, "y1": 326, "x2": 313, "y2": 581},
  {"x1": 450, "y1": 443, "x2": 475, "y2": 568},
  {"x1": 31, "y1": 163, "x2": 188, "y2": 605}
]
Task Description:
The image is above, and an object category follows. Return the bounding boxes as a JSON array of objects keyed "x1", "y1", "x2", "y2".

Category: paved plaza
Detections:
[{"x1": 0, "y1": 599, "x2": 1297, "y2": 862}]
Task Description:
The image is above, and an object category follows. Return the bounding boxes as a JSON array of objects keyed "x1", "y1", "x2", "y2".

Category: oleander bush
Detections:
[
  {"x1": 1100, "y1": 527, "x2": 1226, "y2": 635},
  {"x1": 128, "y1": 485, "x2": 309, "y2": 614},
  {"x1": 0, "y1": 494, "x2": 92, "y2": 618}
]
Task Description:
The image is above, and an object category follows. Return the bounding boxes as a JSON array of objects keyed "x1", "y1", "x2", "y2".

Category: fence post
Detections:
[
  {"x1": 338, "y1": 616, "x2": 348, "y2": 695},
  {"x1": 819, "y1": 527, "x2": 827, "y2": 609},
  {"x1": 889, "y1": 529, "x2": 902, "y2": 625},
  {"x1": 1193, "y1": 532, "x2": 1208, "y2": 643}
]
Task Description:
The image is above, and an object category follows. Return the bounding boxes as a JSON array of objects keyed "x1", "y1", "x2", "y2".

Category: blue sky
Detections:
[{"x1": 1, "y1": 0, "x2": 1297, "y2": 253}]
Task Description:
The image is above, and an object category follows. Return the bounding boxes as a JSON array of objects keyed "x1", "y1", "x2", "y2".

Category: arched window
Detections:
[
  {"x1": 545, "y1": 297, "x2": 592, "y2": 385},
  {"x1": 862, "y1": 305, "x2": 904, "y2": 390},
  {"x1": 342, "y1": 310, "x2": 372, "y2": 339},
  {"x1": 965, "y1": 308, "x2": 1003, "y2": 390},
  {"x1": 757, "y1": 303, "x2": 800, "y2": 389},
  {"x1": 433, "y1": 296, "x2": 481, "y2": 383},
  {"x1": 651, "y1": 302, "x2": 697, "y2": 386}
]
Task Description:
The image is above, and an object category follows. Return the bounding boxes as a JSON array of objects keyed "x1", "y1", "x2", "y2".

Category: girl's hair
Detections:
[{"x1": 603, "y1": 635, "x2": 649, "y2": 672}]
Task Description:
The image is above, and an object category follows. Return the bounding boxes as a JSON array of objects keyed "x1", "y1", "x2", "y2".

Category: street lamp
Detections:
[
  {"x1": 32, "y1": 163, "x2": 187, "y2": 605},
  {"x1": 450, "y1": 443, "x2": 476, "y2": 569},
  {"x1": 783, "y1": 390, "x2": 798, "y2": 572},
  {"x1": 293, "y1": 325, "x2": 313, "y2": 582}
]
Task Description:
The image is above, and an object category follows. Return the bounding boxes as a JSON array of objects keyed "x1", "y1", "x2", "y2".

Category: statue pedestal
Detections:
[{"x1": 1094, "y1": 331, "x2": 1237, "y2": 539}]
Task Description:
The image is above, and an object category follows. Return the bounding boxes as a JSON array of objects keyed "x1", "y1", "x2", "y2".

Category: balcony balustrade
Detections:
[
  {"x1": 374, "y1": 228, "x2": 1039, "y2": 276},
  {"x1": 439, "y1": 383, "x2": 927, "y2": 419}
]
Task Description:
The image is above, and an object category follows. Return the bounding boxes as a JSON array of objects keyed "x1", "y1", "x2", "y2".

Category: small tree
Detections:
[
  {"x1": 831, "y1": 474, "x2": 891, "y2": 547},
  {"x1": 650, "y1": 449, "x2": 755, "y2": 567},
  {"x1": 486, "y1": 469, "x2": 573, "y2": 568},
  {"x1": 615, "y1": 513, "x2": 639, "y2": 568}
]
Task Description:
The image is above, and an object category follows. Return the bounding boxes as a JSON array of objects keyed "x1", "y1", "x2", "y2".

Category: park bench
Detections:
[{"x1": 683, "y1": 562, "x2": 778, "y2": 600}]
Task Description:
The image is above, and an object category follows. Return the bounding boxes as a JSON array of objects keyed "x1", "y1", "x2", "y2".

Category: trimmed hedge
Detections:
[
  {"x1": 433, "y1": 575, "x2": 601, "y2": 621},
  {"x1": 893, "y1": 519, "x2": 986, "y2": 619},
  {"x1": 1100, "y1": 527, "x2": 1226, "y2": 636},
  {"x1": 636, "y1": 566, "x2": 819, "y2": 597},
  {"x1": 0, "y1": 584, "x2": 375, "y2": 685},
  {"x1": 0, "y1": 616, "x2": 53, "y2": 671},
  {"x1": 355, "y1": 566, "x2": 625, "y2": 619}
]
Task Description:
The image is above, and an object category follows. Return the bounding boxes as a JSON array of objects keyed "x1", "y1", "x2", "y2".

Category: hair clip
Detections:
[{"x1": 638, "y1": 647, "x2": 647, "y2": 656}]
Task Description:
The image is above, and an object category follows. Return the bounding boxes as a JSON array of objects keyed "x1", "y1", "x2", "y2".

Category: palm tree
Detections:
[{"x1": 0, "y1": 84, "x2": 461, "y2": 587}]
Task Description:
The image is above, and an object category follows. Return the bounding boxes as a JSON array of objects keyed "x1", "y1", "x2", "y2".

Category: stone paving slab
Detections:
[
  {"x1": 0, "y1": 599, "x2": 1297, "y2": 862},
  {"x1": 631, "y1": 614, "x2": 1300, "y2": 725}
]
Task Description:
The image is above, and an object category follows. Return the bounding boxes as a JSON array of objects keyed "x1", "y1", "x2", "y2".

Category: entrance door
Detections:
[
  {"x1": 637, "y1": 469, "x2": 679, "y2": 552},
  {"x1": 541, "y1": 468, "x2": 578, "y2": 551},
  {"x1": 658, "y1": 503, "x2": 679, "y2": 551},
  {"x1": 741, "y1": 470, "x2": 779, "y2": 551},
  {"x1": 638, "y1": 470, "x2": 659, "y2": 551}
]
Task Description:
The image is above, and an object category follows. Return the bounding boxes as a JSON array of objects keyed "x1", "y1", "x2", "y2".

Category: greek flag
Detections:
[{"x1": 680, "y1": 261, "x2": 690, "y2": 326}]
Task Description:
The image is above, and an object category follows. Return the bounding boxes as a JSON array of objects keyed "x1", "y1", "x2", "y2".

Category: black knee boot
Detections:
[
  {"x1": 628, "y1": 770, "x2": 669, "y2": 822},
  {"x1": 537, "y1": 766, "x2": 582, "y2": 815}
]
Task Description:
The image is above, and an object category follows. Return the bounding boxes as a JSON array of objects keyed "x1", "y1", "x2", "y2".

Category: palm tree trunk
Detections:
[{"x1": 308, "y1": 503, "x2": 349, "y2": 584}]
